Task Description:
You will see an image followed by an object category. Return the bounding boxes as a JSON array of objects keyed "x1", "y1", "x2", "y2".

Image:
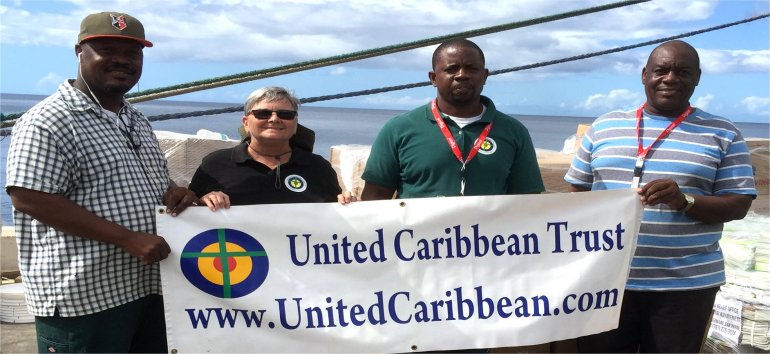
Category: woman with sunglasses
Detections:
[{"x1": 189, "y1": 86, "x2": 347, "y2": 209}]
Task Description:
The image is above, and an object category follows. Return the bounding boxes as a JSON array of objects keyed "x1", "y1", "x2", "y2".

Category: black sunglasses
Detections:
[{"x1": 250, "y1": 109, "x2": 297, "y2": 120}]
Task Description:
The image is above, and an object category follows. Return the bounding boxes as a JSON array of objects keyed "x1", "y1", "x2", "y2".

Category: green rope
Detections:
[
  {"x1": 2, "y1": 9, "x2": 767, "y2": 132},
  {"x1": 104, "y1": 12, "x2": 770, "y2": 126},
  {"x1": 1, "y1": 0, "x2": 648, "y2": 126},
  {"x1": 123, "y1": 0, "x2": 649, "y2": 103}
]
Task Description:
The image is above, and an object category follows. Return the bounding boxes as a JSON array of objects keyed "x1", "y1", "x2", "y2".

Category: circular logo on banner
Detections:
[
  {"x1": 284, "y1": 174, "x2": 307, "y2": 192},
  {"x1": 478, "y1": 137, "x2": 497, "y2": 155},
  {"x1": 180, "y1": 228, "x2": 269, "y2": 298}
]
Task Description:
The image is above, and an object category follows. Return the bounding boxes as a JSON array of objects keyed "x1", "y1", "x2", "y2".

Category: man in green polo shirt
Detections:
[{"x1": 361, "y1": 38, "x2": 544, "y2": 200}]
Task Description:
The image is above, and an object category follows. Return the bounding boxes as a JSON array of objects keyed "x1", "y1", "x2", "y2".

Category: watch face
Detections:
[{"x1": 682, "y1": 193, "x2": 695, "y2": 212}]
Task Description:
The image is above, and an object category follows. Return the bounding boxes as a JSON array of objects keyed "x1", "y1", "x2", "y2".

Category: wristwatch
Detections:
[{"x1": 680, "y1": 193, "x2": 695, "y2": 213}]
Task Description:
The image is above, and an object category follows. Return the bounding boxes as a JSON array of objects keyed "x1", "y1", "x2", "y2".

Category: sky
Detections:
[{"x1": 1, "y1": 0, "x2": 769, "y2": 122}]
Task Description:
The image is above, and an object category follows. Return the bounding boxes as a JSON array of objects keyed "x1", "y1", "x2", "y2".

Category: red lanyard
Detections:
[
  {"x1": 431, "y1": 99, "x2": 492, "y2": 166},
  {"x1": 430, "y1": 99, "x2": 493, "y2": 195},
  {"x1": 631, "y1": 103, "x2": 692, "y2": 188},
  {"x1": 635, "y1": 102, "x2": 692, "y2": 160}
]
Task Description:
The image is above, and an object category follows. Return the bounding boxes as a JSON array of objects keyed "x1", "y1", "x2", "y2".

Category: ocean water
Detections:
[{"x1": 1, "y1": 93, "x2": 768, "y2": 225}]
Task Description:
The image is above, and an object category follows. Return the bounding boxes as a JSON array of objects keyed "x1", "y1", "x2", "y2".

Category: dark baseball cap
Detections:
[{"x1": 78, "y1": 12, "x2": 153, "y2": 47}]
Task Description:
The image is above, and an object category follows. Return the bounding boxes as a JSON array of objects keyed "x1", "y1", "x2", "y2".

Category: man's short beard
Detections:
[
  {"x1": 103, "y1": 83, "x2": 133, "y2": 97},
  {"x1": 449, "y1": 94, "x2": 476, "y2": 105}
]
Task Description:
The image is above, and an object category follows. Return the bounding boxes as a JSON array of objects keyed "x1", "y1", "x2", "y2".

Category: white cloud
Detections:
[
  {"x1": 1, "y1": 0, "x2": 766, "y2": 117},
  {"x1": 741, "y1": 96, "x2": 770, "y2": 115},
  {"x1": 699, "y1": 49, "x2": 770, "y2": 74},
  {"x1": 0, "y1": 9, "x2": 77, "y2": 46},
  {"x1": 35, "y1": 72, "x2": 64, "y2": 92},
  {"x1": 363, "y1": 94, "x2": 431, "y2": 107},
  {"x1": 0, "y1": 0, "x2": 725, "y2": 74},
  {"x1": 693, "y1": 94, "x2": 715, "y2": 111},
  {"x1": 576, "y1": 89, "x2": 644, "y2": 112}
]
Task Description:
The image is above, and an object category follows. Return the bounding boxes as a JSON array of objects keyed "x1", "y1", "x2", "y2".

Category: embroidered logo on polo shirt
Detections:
[
  {"x1": 478, "y1": 137, "x2": 497, "y2": 155},
  {"x1": 285, "y1": 174, "x2": 308, "y2": 192}
]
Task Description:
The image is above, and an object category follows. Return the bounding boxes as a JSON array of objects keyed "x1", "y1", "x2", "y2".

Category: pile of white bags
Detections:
[{"x1": 706, "y1": 213, "x2": 770, "y2": 352}]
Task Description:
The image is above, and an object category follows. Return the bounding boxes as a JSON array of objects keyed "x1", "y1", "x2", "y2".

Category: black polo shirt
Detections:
[{"x1": 189, "y1": 142, "x2": 341, "y2": 205}]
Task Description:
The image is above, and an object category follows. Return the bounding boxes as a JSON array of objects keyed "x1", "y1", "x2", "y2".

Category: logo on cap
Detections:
[
  {"x1": 78, "y1": 12, "x2": 153, "y2": 47},
  {"x1": 111, "y1": 14, "x2": 128, "y2": 31}
]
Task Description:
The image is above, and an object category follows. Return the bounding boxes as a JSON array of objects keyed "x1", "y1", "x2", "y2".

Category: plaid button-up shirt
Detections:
[{"x1": 6, "y1": 80, "x2": 170, "y2": 316}]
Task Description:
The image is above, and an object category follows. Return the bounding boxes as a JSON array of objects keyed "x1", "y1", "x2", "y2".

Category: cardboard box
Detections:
[
  {"x1": 573, "y1": 124, "x2": 591, "y2": 154},
  {"x1": 536, "y1": 149, "x2": 574, "y2": 193},
  {"x1": 156, "y1": 131, "x2": 239, "y2": 187},
  {"x1": 1, "y1": 227, "x2": 19, "y2": 273},
  {"x1": 329, "y1": 145, "x2": 370, "y2": 198},
  {"x1": 747, "y1": 139, "x2": 769, "y2": 195}
]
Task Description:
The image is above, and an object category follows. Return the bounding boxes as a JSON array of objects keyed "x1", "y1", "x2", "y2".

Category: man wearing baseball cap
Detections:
[{"x1": 6, "y1": 11, "x2": 197, "y2": 353}]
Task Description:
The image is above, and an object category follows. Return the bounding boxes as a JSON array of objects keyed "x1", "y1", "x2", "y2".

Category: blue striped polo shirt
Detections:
[{"x1": 565, "y1": 108, "x2": 757, "y2": 291}]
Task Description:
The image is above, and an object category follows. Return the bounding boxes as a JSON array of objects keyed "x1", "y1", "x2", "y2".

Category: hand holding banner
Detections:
[{"x1": 158, "y1": 189, "x2": 642, "y2": 353}]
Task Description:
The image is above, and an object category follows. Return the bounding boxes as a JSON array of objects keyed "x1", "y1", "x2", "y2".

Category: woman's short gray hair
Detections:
[{"x1": 243, "y1": 86, "x2": 301, "y2": 115}]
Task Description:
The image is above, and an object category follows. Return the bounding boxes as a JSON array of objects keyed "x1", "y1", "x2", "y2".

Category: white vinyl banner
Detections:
[{"x1": 158, "y1": 189, "x2": 642, "y2": 353}]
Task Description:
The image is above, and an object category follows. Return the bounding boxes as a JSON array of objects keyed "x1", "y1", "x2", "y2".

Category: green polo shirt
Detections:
[{"x1": 362, "y1": 96, "x2": 544, "y2": 198}]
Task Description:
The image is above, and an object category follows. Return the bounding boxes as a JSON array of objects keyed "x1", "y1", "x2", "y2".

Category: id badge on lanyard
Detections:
[
  {"x1": 430, "y1": 99, "x2": 492, "y2": 195},
  {"x1": 631, "y1": 103, "x2": 692, "y2": 188},
  {"x1": 630, "y1": 157, "x2": 645, "y2": 189}
]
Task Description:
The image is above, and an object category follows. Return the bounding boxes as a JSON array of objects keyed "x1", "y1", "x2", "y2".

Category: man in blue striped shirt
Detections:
[{"x1": 565, "y1": 40, "x2": 756, "y2": 352}]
